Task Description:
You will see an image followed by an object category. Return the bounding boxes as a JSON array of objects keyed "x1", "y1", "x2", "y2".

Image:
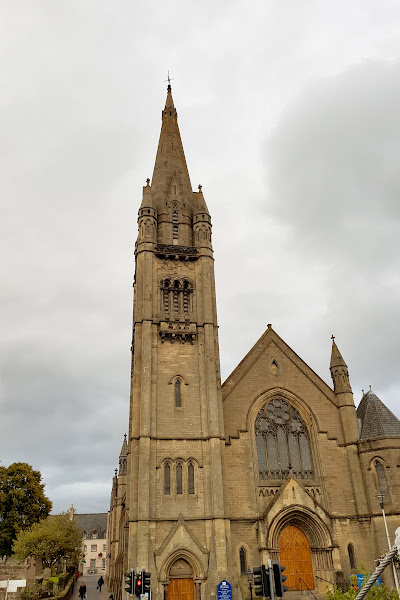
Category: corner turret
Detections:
[
  {"x1": 137, "y1": 178, "x2": 157, "y2": 245},
  {"x1": 330, "y1": 338, "x2": 352, "y2": 394},
  {"x1": 330, "y1": 337, "x2": 359, "y2": 444},
  {"x1": 193, "y1": 184, "x2": 212, "y2": 251},
  {"x1": 119, "y1": 433, "x2": 128, "y2": 476}
]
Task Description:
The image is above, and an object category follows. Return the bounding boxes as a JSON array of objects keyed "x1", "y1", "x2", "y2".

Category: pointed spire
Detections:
[
  {"x1": 194, "y1": 184, "x2": 210, "y2": 215},
  {"x1": 330, "y1": 336, "x2": 352, "y2": 394},
  {"x1": 119, "y1": 433, "x2": 128, "y2": 457},
  {"x1": 119, "y1": 433, "x2": 128, "y2": 476},
  {"x1": 330, "y1": 336, "x2": 347, "y2": 370},
  {"x1": 150, "y1": 86, "x2": 194, "y2": 214}
]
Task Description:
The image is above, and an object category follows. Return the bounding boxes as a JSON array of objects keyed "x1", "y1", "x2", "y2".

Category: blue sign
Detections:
[
  {"x1": 355, "y1": 575, "x2": 381, "y2": 589},
  {"x1": 217, "y1": 580, "x2": 232, "y2": 600}
]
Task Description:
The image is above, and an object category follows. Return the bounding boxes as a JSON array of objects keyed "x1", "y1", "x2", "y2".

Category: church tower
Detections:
[{"x1": 125, "y1": 85, "x2": 233, "y2": 600}]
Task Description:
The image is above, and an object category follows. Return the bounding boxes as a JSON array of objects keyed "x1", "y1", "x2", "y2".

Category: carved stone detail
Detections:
[
  {"x1": 155, "y1": 244, "x2": 199, "y2": 261},
  {"x1": 159, "y1": 321, "x2": 197, "y2": 344}
]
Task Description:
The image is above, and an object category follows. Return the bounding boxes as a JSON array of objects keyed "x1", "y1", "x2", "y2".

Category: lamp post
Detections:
[
  {"x1": 376, "y1": 494, "x2": 400, "y2": 593},
  {"x1": 247, "y1": 567, "x2": 253, "y2": 600}
]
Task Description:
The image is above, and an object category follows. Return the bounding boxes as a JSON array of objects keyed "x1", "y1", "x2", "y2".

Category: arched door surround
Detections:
[
  {"x1": 278, "y1": 525, "x2": 314, "y2": 591},
  {"x1": 168, "y1": 558, "x2": 194, "y2": 600},
  {"x1": 266, "y1": 507, "x2": 334, "y2": 591}
]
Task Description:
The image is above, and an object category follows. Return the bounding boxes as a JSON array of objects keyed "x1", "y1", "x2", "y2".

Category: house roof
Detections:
[
  {"x1": 75, "y1": 513, "x2": 107, "y2": 538},
  {"x1": 357, "y1": 389, "x2": 400, "y2": 440}
]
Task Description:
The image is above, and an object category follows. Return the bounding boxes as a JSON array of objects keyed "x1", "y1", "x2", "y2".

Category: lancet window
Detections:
[
  {"x1": 172, "y1": 210, "x2": 179, "y2": 242},
  {"x1": 255, "y1": 398, "x2": 313, "y2": 481},
  {"x1": 176, "y1": 463, "x2": 183, "y2": 494},
  {"x1": 164, "y1": 463, "x2": 171, "y2": 495},
  {"x1": 239, "y1": 547, "x2": 247, "y2": 576},
  {"x1": 188, "y1": 462, "x2": 195, "y2": 494},
  {"x1": 375, "y1": 460, "x2": 388, "y2": 496},
  {"x1": 175, "y1": 380, "x2": 182, "y2": 408},
  {"x1": 348, "y1": 544, "x2": 356, "y2": 569},
  {"x1": 160, "y1": 278, "x2": 194, "y2": 319},
  {"x1": 163, "y1": 460, "x2": 197, "y2": 496}
]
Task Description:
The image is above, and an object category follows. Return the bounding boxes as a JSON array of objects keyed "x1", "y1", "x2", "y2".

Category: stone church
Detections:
[{"x1": 106, "y1": 86, "x2": 400, "y2": 600}]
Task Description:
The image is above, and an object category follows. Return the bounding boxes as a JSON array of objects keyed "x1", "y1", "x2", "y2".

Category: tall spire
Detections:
[
  {"x1": 330, "y1": 337, "x2": 352, "y2": 394},
  {"x1": 150, "y1": 85, "x2": 194, "y2": 214}
]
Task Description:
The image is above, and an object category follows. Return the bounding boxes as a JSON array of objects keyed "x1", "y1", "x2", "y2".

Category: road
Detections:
[{"x1": 72, "y1": 574, "x2": 109, "y2": 600}]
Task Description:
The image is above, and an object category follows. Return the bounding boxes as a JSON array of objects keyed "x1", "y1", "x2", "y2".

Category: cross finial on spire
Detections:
[
  {"x1": 165, "y1": 70, "x2": 174, "y2": 90},
  {"x1": 198, "y1": 184, "x2": 202, "y2": 192},
  {"x1": 331, "y1": 334, "x2": 335, "y2": 341}
]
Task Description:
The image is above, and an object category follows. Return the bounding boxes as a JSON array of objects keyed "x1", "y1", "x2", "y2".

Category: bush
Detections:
[
  {"x1": 326, "y1": 570, "x2": 399, "y2": 600},
  {"x1": 58, "y1": 574, "x2": 68, "y2": 590},
  {"x1": 21, "y1": 584, "x2": 41, "y2": 600}
]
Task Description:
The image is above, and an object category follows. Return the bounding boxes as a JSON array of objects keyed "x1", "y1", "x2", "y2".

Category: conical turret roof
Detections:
[
  {"x1": 357, "y1": 388, "x2": 400, "y2": 439},
  {"x1": 330, "y1": 339, "x2": 348, "y2": 369}
]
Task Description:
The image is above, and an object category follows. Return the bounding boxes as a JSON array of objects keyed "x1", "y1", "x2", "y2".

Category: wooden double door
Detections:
[
  {"x1": 278, "y1": 525, "x2": 314, "y2": 591},
  {"x1": 168, "y1": 578, "x2": 194, "y2": 600}
]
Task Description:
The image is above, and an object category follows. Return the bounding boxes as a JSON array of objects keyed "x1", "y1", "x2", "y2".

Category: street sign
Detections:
[
  {"x1": 217, "y1": 580, "x2": 232, "y2": 600},
  {"x1": 355, "y1": 574, "x2": 381, "y2": 589}
]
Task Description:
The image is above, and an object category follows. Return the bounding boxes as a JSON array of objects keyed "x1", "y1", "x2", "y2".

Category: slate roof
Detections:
[
  {"x1": 75, "y1": 513, "x2": 108, "y2": 538},
  {"x1": 357, "y1": 389, "x2": 400, "y2": 440}
]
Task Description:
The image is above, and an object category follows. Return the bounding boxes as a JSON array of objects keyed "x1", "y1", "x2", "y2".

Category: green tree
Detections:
[
  {"x1": 13, "y1": 513, "x2": 83, "y2": 569},
  {"x1": 0, "y1": 462, "x2": 52, "y2": 556}
]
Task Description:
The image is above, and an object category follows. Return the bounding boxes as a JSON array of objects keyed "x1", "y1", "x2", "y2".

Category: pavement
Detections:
[{"x1": 72, "y1": 574, "x2": 110, "y2": 600}]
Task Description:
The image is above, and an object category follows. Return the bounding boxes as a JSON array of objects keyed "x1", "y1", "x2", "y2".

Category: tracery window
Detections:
[
  {"x1": 239, "y1": 547, "x2": 247, "y2": 576},
  {"x1": 375, "y1": 460, "x2": 388, "y2": 496},
  {"x1": 255, "y1": 398, "x2": 313, "y2": 481}
]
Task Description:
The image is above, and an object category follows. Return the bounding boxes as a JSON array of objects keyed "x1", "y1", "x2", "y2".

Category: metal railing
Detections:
[
  {"x1": 315, "y1": 575, "x2": 334, "y2": 587},
  {"x1": 299, "y1": 577, "x2": 318, "y2": 600}
]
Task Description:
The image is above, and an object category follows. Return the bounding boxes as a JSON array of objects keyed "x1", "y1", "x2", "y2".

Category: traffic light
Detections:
[
  {"x1": 253, "y1": 566, "x2": 264, "y2": 597},
  {"x1": 253, "y1": 565, "x2": 270, "y2": 597},
  {"x1": 272, "y1": 560, "x2": 288, "y2": 597},
  {"x1": 263, "y1": 565, "x2": 272, "y2": 598},
  {"x1": 125, "y1": 571, "x2": 134, "y2": 595},
  {"x1": 142, "y1": 570, "x2": 151, "y2": 595},
  {"x1": 135, "y1": 573, "x2": 142, "y2": 597}
]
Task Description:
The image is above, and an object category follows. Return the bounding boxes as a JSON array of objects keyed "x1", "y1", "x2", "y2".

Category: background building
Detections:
[
  {"x1": 75, "y1": 514, "x2": 107, "y2": 576},
  {"x1": 106, "y1": 86, "x2": 400, "y2": 600}
]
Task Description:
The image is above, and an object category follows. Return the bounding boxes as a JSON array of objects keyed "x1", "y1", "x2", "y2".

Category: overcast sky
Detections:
[{"x1": 1, "y1": 1, "x2": 400, "y2": 514}]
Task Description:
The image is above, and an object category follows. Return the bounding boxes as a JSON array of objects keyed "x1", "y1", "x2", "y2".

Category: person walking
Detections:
[
  {"x1": 97, "y1": 577, "x2": 104, "y2": 592},
  {"x1": 79, "y1": 582, "x2": 87, "y2": 599}
]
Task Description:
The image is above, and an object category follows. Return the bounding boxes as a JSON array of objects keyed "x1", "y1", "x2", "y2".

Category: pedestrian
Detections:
[
  {"x1": 97, "y1": 577, "x2": 104, "y2": 592},
  {"x1": 79, "y1": 582, "x2": 87, "y2": 599}
]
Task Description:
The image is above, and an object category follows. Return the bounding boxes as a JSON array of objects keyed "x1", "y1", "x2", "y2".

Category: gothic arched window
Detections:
[
  {"x1": 255, "y1": 398, "x2": 313, "y2": 481},
  {"x1": 348, "y1": 543, "x2": 356, "y2": 569},
  {"x1": 188, "y1": 462, "x2": 195, "y2": 494},
  {"x1": 160, "y1": 278, "x2": 193, "y2": 320},
  {"x1": 375, "y1": 460, "x2": 388, "y2": 496},
  {"x1": 239, "y1": 547, "x2": 247, "y2": 576},
  {"x1": 175, "y1": 380, "x2": 181, "y2": 408},
  {"x1": 176, "y1": 463, "x2": 183, "y2": 495},
  {"x1": 164, "y1": 463, "x2": 171, "y2": 495}
]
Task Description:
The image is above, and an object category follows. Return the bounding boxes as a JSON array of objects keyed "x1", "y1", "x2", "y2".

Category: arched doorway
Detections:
[
  {"x1": 278, "y1": 525, "x2": 314, "y2": 591},
  {"x1": 168, "y1": 558, "x2": 194, "y2": 600}
]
